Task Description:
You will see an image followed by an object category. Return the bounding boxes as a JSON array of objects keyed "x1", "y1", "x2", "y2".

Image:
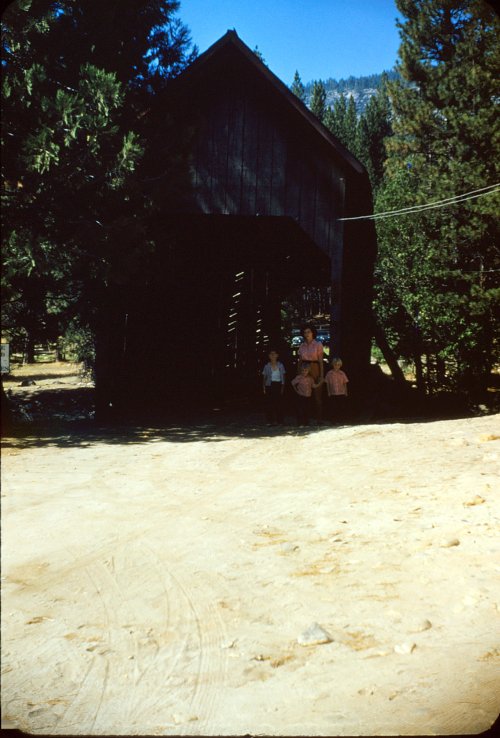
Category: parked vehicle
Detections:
[{"x1": 290, "y1": 332, "x2": 330, "y2": 347}]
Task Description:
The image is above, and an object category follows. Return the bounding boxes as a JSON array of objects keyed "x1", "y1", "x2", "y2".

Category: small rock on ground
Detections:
[{"x1": 297, "y1": 623, "x2": 333, "y2": 646}]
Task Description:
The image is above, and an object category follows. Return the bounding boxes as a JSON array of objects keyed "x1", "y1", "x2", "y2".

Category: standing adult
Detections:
[{"x1": 297, "y1": 324, "x2": 324, "y2": 422}]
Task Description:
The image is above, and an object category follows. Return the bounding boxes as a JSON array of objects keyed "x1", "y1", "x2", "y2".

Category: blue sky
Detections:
[{"x1": 178, "y1": 0, "x2": 403, "y2": 86}]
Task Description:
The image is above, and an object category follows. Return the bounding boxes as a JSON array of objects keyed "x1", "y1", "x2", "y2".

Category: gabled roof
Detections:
[{"x1": 173, "y1": 30, "x2": 366, "y2": 176}]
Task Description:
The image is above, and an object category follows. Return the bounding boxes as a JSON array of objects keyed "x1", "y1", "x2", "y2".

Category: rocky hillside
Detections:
[{"x1": 304, "y1": 69, "x2": 399, "y2": 115}]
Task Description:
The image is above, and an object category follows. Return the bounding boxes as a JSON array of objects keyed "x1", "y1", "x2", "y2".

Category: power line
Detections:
[
  {"x1": 373, "y1": 183, "x2": 498, "y2": 218},
  {"x1": 372, "y1": 187, "x2": 499, "y2": 220},
  {"x1": 339, "y1": 183, "x2": 499, "y2": 221},
  {"x1": 338, "y1": 183, "x2": 500, "y2": 222}
]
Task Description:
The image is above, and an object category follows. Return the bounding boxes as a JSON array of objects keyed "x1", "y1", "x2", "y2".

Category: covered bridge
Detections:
[{"x1": 95, "y1": 31, "x2": 377, "y2": 419}]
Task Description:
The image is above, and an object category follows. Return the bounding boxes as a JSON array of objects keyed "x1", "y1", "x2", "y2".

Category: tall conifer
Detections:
[
  {"x1": 310, "y1": 80, "x2": 327, "y2": 122},
  {"x1": 1, "y1": 0, "x2": 196, "y2": 359},
  {"x1": 344, "y1": 94, "x2": 359, "y2": 155},
  {"x1": 357, "y1": 74, "x2": 392, "y2": 191},
  {"x1": 290, "y1": 70, "x2": 306, "y2": 102},
  {"x1": 327, "y1": 93, "x2": 347, "y2": 143},
  {"x1": 376, "y1": 0, "x2": 500, "y2": 394}
]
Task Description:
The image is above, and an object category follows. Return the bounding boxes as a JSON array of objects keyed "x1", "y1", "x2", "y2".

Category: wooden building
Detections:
[{"x1": 95, "y1": 31, "x2": 377, "y2": 419}]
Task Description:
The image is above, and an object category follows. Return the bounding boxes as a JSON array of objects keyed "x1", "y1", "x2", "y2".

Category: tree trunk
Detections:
[
  {"x1": 25, "y1": 333, "x2": 35, "y2": 364},
  {"x1": 436, "y1": 356, "x2": 446, "y2": 386},
  {"x1": 414, "y1": 352, "x2": 425, "y2": 394},
  {"x1": 425, "y1": 354, "x2": 434, "y2": 395},
  {"x1": 372, "y1": 318, "x2": 407, "y2": 387},
  {"x1": 1, "y1": 377, "x2": 13, "y2": 435},
  {"x1": 413, "y1": 327, "x2": 425, "y2": 394}
]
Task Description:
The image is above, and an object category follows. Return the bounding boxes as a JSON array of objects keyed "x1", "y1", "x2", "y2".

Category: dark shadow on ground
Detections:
[
  {"x1": 2, "y1": 415, "x2": 333, "y2": 449},
  {"x1": 2, "y1": 371, "x2": 497, "y2": 450},
  {"x1": 2, "y1": 403, "x2": 494, "y2": 452}
]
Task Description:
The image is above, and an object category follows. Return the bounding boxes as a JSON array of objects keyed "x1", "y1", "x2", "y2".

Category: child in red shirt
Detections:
[
  {"x1": 291, "y1": 363, "x2": 323, "y2": 426},
  {"x1": 325, "y1": 357, "x2": 349, "y2": 424}
]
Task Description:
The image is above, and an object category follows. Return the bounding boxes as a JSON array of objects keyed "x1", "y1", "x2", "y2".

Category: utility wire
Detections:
[
  {"x1": 371, "y1": 188, "x2": 499, "y2": 221},
  {"x1": 340, "y1": 183, "x2": 499, "y2": 221},
  {"x1": 373, "y1": 183, "x2": 498, "y2": 217},
  {"x1": 338, "y1": 183, "x2": 500, "y2": 222}
]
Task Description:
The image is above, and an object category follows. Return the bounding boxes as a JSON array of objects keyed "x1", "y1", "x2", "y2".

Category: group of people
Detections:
[{"x1": 261, "y1": 324, "x2": 349, "y2": 427}]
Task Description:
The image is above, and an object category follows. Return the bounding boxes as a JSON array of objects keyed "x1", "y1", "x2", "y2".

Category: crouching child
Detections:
[{"x1": 291, "y1": 362, "x2": 323, "y2": 426}]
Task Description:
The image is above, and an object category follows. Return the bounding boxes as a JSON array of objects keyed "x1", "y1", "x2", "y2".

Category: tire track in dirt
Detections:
[
  {"x1": 4, "y1": 418, "x2": 500, "y2": 735},
  {"x1": 34, "y1": 550, "x2": 123, "y2": 735},
  {"x1": 79, "y1": 565, "x2": 113, "y2": 734},
  {"x1": 39, "y1": 538, "x2": 228, "y2": 734},
  {"x1": 4, "y1": 433, "x2": 250, "y2": 735},
  {"x1": 143, "y1": 541, "x2": 229, "y2": 734},
  {"x1": 51, "y1": 656, "x2": 98, "y2": 734},
  {"x1": 54, "y1": 546, "x2": 190, "y2": 732}
]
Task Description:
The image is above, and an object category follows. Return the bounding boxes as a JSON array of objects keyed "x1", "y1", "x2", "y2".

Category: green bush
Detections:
[{"x1": 57, "y1": 322, "x2": 95, "y2": 375}]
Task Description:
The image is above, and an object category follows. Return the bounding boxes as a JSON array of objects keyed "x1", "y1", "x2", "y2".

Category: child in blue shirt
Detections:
[{"x1": 262, "y1": 349, "x2": 286, "y2": 425}]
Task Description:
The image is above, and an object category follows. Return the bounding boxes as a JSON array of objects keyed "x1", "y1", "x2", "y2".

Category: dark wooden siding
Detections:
[
  {"x1": 93, "y1": 35, "x2": 377, "y2": 420},
  {"x1": 163, "y1": 45, "x2": 376, "y2": 384},
  {"x1": 187, "y1": 76, "x2": 345, "y2": 261}
]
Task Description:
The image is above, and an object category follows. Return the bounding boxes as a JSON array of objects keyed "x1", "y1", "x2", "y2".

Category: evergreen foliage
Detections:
[
  {"x1": 2, "y1": 1, "x2": 498, "y2": 400},
  {"x1": 356, "y1": 74, "x2": 393, "y2": 191},
  {"x1": 306, "y1": 69, "x2": 400, "y2": 95},
  {"x1": 374, "y1": 0, "x2": 500, "y2": 395},
  {"x1": 1, "y1": 0, "x2": 196, "y2": 360},
  {"x1": 344, "y1": 95, "x2": 358, "y2": 154},
  {"x1": 253, "y1": 45, "x2": 267, "y2": 65},
  {"x1": 309, "y1": 80, "x2": 327, "y2": 123},
  {"x1": 304, "y1": 69, "x2": 399, "y2": 114},
  {"x1": 290, "y1": 70, "x2": 306, "y2": 102},
  {"x1": 324, "y1": 93, "x2": 347, "y2": 144}
]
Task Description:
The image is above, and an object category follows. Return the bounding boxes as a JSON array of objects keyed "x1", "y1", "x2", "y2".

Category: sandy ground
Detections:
[{"x1": 1, "y1": 364, "x2": 500, "y2": 736}]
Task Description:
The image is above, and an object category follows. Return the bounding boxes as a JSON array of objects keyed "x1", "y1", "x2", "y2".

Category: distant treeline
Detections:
[{"x1": 304, "y1": 70, "x2": 399, "y2": 95}]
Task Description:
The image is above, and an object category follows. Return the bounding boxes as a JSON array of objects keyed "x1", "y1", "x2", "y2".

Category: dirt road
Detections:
[{"x1": 1, "y1": 366, "x2": 499, "y2": 735}]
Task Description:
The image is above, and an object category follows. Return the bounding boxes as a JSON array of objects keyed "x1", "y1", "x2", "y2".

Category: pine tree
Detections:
[
  {"x1": 253, "y1": 45, "x2": 267, "y2": 65},
  {"x1": 324, "y1": 93, "x2": 360, "y2": 157},
  {"x1": 375, "y1": 0, "x2": 500, "y2": 395},
  {"x1": 323, "y1": 106, "x2": 333, "y2": 131},
  {"x1": 290, "y1": 70, "x2": 306, "y2": 102},
  {"x1": 24, "y1": 0, "x2": 197, "y2": 96},
  {"x1": 357, "y1": 74, "x2": 392, "y2": 191},
  {"x1": 309, "y1": 80, "x2": 327, "y2": 123},
  {"x1": 1, "y1": 0, "x2": 196, "y2": 360},
  {"x1": 344, "y1": 94, "x2": 359, "y2": 155},
  {"x1": 324, "y1": 93, "x2": 346, "y2": 142}
]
